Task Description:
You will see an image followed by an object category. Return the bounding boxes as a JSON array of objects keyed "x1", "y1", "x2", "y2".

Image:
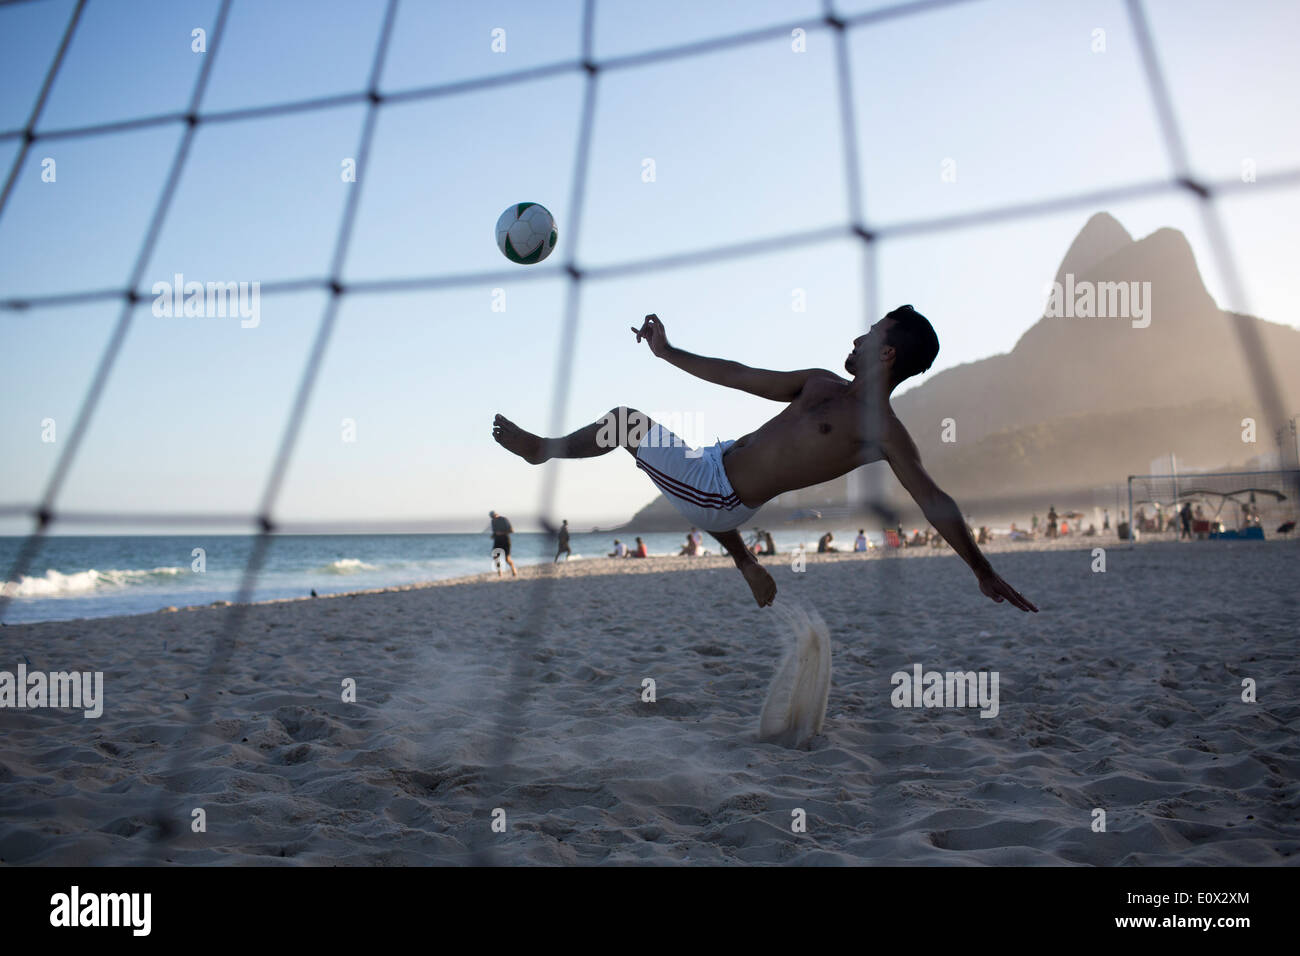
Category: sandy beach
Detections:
[{"x1": 1, "y1": 536, "x2": 1296, "y2": 866}]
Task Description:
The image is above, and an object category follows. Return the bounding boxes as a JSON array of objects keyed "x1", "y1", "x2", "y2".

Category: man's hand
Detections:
[
  {"x1": 976, "y1": 566, "x2": 1038, "y2": 612},
  {"x1": 631, "y1": 313, "x2": 670, "y2": 358}
]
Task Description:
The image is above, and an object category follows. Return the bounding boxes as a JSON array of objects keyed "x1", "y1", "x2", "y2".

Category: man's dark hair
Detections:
[{"x1": 884, "y1": 304, "x2": 939, "y2": 383}]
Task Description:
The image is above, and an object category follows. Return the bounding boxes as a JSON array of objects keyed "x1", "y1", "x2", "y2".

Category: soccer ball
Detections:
[{"x1": 495, "y1": 202, "x2": 558, "y2": 264}]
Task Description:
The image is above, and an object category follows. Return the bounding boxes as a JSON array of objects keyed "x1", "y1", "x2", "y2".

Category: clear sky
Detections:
[{"x1": 1, "y1": 0, "x2": 1297, "y2": 533}]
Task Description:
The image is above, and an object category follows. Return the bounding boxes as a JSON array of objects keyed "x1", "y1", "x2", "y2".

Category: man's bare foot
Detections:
[
  {"x1": 740, "y1": 561, "x2": 777, "y2": 607},
  {"x1": 493, "y1": 414, "x2": 549, "y2": 464}
]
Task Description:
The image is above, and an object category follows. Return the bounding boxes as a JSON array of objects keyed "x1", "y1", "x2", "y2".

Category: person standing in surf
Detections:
[{"x1": 488, "y1": 510, "x2": 517, "y2": 578}]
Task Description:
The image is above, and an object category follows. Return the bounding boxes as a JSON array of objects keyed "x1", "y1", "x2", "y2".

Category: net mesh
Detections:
[
  {"x1": 2, "y1": 0, "x2": 1299, "y2": 862},
  {"x1": 1128, "y1": 469, "x2": 1298, "y2": 540}
]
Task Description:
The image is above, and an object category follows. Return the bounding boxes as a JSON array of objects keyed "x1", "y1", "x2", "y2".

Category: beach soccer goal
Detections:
[{"x1": 1126, "y1": 469, "x2": 1300, "y2": 545}]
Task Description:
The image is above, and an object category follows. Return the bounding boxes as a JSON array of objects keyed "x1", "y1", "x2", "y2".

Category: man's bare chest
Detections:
[{"x1": 795, "y1": 388, "x2": 886, "y2": 443}]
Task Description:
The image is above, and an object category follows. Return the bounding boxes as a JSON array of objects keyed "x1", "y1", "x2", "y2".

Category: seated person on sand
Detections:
[
  {"x1": 608, "y1": 539, "x2": 626, "y2": 558},
  {"x1": 493, "y1": 308, "x2": 1035, "y2": 612},
  {"x1": 678, "y1": 532, "x2": 698, "y2": 556},
  {"x1": 631, "y1": 536, "x2": 648, "y2": 558},
  {"x1": 909, "y1": 529, "x2": 924, "y2": 547},
  {"x1": 854, "y1": 529, "x2": 869, "y2": 552},
  {"x1": 817, "y1": 531, "x2": 837, "y2": 553}
]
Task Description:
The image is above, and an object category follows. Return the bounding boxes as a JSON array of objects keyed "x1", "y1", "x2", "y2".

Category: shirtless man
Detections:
[{"x1": 493, "y1": 306, "x2": 1037, "y2": 613}]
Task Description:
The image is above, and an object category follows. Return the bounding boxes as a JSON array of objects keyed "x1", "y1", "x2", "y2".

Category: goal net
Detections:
[
  {"x1": 1126, "y1": 469, "x2": 1300, "y2": 543},
  {"x1": 4, "y1": 0, "x2": 1300, "y2": 866}
]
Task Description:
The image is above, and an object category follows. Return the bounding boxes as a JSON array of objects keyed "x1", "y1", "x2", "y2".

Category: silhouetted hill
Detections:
[
  {"x1": 1053, "y1": 211, "x2": 1134, "y2": 286},
  {"x1": 891, "y1": 215, "x2": 1300, "y2": 500}
]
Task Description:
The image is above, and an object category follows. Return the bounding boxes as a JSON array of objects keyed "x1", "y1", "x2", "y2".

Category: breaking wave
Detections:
[
  {"x1": 317, "y1": 558, "x2": 380, "y2": 574},
  {"x1": 2, "y1": 566, "x2": 185, "y2": 598}
]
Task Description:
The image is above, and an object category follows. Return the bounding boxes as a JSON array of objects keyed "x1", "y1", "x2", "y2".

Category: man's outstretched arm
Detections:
[
  {"x1": 632, "y1": 314, "x2": 825, "y2": 402},
  {"x1": 883, "y1": 425, "x2": 1038, "y2": 612}
]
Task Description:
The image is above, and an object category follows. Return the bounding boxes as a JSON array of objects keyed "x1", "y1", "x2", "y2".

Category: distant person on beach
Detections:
[
  {"x1": 854, "y1": 529, "x2": 868, "y2": 551},
  {"x1": 1103, "y1": 508, "x2": 1110, "y2": 532},
  {"x1": 1031, "y1": 513, "x2": 1039, "y2": 534},
  {"x1": 494, "y1": 308, "x2": 1036, "y2": 612},
  {"x1": 608, "y1": 539, "x2": 626, "y2": 558},
  {"x1": 689, "y1": 526, "x2": 702, "y2": 552},
  {"x1": 554, "y1": 519, "x2": 571, "y2": 563},
  {"x1": 631, "y1": 536, "x2": 648, "y2": 558},
  {"x1": 489, "y1": 510, "x2": 518, "y2": 578},
  {"x1": 1180, "y1": 501, "x2": 1193, "y2": 539},
  {"x1": 817, "y1": 532, "x2": 837, "y2": 553},
  {"x1": 679, "y1": 532, "x2": 698, "y2": 556},
  {"x1": 1244, "y1": 493, "x2": 1261, "y2": 528},
  {"x1": 1046, "y1": 506, "x2": 1058, "y2": 539},
  {"x1": 748, "y1": 528, "x2": 775, "y2": 556}
]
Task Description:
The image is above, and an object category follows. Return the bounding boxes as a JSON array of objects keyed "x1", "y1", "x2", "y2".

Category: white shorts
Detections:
[{"x1": 635, "y1": 423, "x2": 761, "y2": 534}]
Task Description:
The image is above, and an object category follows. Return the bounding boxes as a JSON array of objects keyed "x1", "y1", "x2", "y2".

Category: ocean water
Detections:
[{"x1": 0, "y1": 529, "x2": 886, "y2": 624}]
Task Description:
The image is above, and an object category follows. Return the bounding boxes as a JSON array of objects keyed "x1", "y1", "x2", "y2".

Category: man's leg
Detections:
[
  {"x1": 710, "y1": 529, "x2": 777, "y2": 608},
  {"x1": 494, "y1": 407, "x2": 653, "y2": 463}
]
